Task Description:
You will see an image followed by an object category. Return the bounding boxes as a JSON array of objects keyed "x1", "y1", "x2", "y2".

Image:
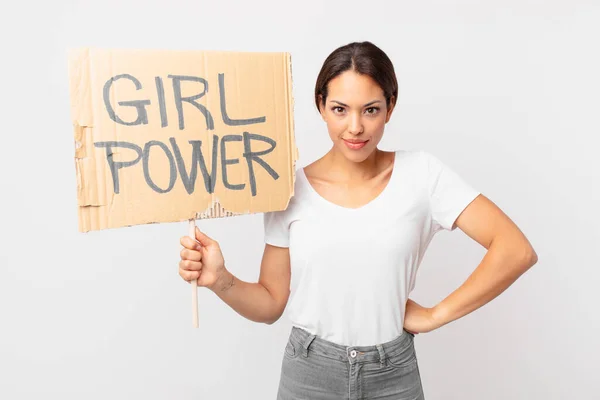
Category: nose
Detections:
[{"x1": 348, "y1": 113, "x2": 363, "y2": 135}]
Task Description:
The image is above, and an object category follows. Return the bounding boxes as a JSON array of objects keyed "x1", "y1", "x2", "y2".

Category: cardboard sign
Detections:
[{"x1": 68, "y1": 48, "x2": 298, "y2": 232}]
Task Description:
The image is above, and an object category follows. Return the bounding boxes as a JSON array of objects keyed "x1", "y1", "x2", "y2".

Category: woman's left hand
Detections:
[{"x1": 403, "y1": 299, "x2": 444, "y2": 335}]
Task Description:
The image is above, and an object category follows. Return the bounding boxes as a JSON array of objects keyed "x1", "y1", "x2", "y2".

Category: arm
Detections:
[
  {"x1": 210, "y1": 244, "x2": 291, "y2": 325},
  {"x1": 405, "y1": 194, "x2": 538, "y2": 332},
  {"x1": 433, "y1": 194, "x2": 538, "y2": 327}
]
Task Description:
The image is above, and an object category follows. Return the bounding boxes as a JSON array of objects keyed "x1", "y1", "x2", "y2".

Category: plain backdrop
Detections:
[{"x1": 1, "y1": 1, "x2": 598, "y2": 399}]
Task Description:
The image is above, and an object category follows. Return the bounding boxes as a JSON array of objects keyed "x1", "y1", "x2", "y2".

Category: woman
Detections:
[{"x1": 178, "y1": 41, "x2": 538, "y2": 399}]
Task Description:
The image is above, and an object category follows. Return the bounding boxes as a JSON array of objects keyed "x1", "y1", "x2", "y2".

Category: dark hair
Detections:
[{"x1": 314, "y1": 41, "x2": 398, "y2": 112}]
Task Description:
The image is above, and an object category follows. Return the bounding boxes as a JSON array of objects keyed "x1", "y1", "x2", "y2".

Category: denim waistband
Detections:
[{"x1": 288, "y1": 326, "x2": 414, "y2": 366}]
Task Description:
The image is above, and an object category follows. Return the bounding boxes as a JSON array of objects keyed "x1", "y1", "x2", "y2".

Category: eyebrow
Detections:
[{"x1": 330, "y1": 100, "x2": 383, "y2": 107}]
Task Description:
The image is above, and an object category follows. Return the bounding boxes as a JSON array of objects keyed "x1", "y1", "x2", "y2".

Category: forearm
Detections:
[
  {"x1": 432, "y1": 236, "x2": 538, "y2": 327},
  {"x1": 209, "y1": 268, "x2": 280, "y2": 324}
]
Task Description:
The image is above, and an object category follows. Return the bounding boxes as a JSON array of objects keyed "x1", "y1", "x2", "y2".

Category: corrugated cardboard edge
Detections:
[
  {"x1": 284, "y1": 52, "x2": 299, "y2": 206},
  {"x1": 68, "y1": 48, "x2": 93, "y2": 132},
  {"x1": 69, "y1": 48, "x2": 105, "y2": 233},
  {"x1": 195, "y1": 199, "x2": 242, "y2": 219}
]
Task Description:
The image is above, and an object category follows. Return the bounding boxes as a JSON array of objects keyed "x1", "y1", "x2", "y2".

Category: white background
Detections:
[{"x1": 1, "y1": 1, "x2": 599, "y2": 399}]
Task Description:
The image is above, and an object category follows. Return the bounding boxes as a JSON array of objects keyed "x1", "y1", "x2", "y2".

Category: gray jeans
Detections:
[{"x1": 277, "y1": 326, "x2": 425, "y2": 400}]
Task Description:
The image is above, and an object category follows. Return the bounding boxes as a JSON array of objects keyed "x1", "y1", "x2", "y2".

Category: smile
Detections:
[{"x1": 342, "y1": 139, "x2": 369, "y2": 150}]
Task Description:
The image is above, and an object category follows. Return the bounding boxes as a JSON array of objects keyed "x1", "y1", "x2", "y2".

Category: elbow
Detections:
[
  {"x1": 264, "y1": 303, "x2": 286, "y2": 325},
  {"x1": 262, "y1": 289, "x2": 289, "y2": 325},
  {"x1": 530, "y1": 249, "x2": 539, "y2": 265},
  {"x1": 264, "y1": 312, "x2": 283, "y2": 325},
  {"x1": 522, "y1": 246, "x2": 538, "y2": 269},
  {"x1": 252, "y1": 313, "x2": 280, "y2": 325}
]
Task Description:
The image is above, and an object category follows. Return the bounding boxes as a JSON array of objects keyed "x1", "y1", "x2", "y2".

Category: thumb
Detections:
[{"x1": 195, "y1": 227, "x2": 214, "y2": 247}]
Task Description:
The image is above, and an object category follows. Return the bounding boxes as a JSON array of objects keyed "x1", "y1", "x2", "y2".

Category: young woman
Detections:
[{"x1": 178, "y1": 41, "x2": 538, "y2": 399}]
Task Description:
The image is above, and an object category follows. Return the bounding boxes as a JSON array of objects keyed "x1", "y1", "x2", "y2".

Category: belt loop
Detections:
[
  {"x1": 302, "y1": 334, "x2": 316, "y2": 358},
  {"x1": 376, "y1": 344, "x2": 386, "y2": 368}
]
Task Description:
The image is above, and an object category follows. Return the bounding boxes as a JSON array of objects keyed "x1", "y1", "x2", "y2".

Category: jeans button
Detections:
[{"x1": 350, "y1": 350, "x2": 357, "y2": 358}]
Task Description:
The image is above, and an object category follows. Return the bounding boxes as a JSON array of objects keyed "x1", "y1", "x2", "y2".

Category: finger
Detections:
[
  {"x1": 180, "y1": 270, "x2": 200, "y2": 283},
  {"x1": 179, "y1": 259, "x2": 203, "y2": 271},
  {"x1": 180, "y1": 236, "x2": 202, "y2": 251},
  {"x1": 195, "y1": 227, "x2": 214, "y2": 247},
  {"x1": 180, "y1": 248, "x2": 202, "y2": 262}
]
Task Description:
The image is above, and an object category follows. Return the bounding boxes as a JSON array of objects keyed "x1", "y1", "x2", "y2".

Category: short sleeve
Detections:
[
  {"x1": 263, "y1": 210, "x2": 290, "y2": 248},
  {"x1": 425, "y1": 151, "x2": 481, "y2": 231}
]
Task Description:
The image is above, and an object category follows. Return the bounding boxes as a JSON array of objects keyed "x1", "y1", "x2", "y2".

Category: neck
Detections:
[{"x1": 324, "y1": 147, "x2": 383, "y2": 182}]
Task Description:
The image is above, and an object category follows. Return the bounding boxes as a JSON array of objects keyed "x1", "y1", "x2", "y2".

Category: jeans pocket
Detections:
[
  {"x1": 386, "y1": 340, "x2": 417, "y2": 371},
  {"x1": 284, "y1": 337, "x2": 298, "y2": 359}
]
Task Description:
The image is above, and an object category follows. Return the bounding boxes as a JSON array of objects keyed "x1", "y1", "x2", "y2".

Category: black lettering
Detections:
[
  {"x1": 103, "y1": 74, "x2": 150, "y2": 126},
  {"x1": 155, "y1": 77, "x2": 168, "y2": 128},
  {"x1": 168, "y1": 75, "x2": 214, "y2": 130},
  {"x1": 220, "y1": 135, "x2": 245, "y2": 191},
  {"x1": 94, "y1": 141, "x2": 143, "y2": 194},
  {"x1": 218, "y1": 73, "x2": 266, "y2": 126},
  {"x1": 143, "y1": 141, "x2": 177, "y2": 193},
  {"x1": 169, "y1": 136, "x2": 218, "y2": 194},
  {"x1": 242, "y1": 132, "x2": 279, "y2": 196}
]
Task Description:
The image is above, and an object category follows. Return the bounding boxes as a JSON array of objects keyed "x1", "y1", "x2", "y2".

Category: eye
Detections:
[
  {"x1": 365, "y1": 107, "x2": 380, "y2": 115},
  {"x1": 331, "y1": 106, "x2": 345, "y2": 114}
]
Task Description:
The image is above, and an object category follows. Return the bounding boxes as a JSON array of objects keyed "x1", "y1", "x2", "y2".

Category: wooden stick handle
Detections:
[{"x1": 189, "y1": 219, "x2": 199, "y2": 328}]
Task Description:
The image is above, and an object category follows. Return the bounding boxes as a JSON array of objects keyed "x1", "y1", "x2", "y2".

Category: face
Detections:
[{"x1": 319, "y1": 70, "x2": 395, "y2": 163}]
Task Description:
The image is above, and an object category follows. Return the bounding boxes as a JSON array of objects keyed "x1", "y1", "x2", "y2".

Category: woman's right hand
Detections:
[{"x1": 179, "y1": 227, "x2": 226, "y2": 290}]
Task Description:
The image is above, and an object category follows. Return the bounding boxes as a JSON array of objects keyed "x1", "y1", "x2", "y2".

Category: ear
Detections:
[{"x1": 385, "y1": 96, "x2": 396, "y2": 123}]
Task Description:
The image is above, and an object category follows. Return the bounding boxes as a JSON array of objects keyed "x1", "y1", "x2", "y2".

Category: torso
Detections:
[{"x1": 263, "y1": 149, "x2": 481, "y2": 346}]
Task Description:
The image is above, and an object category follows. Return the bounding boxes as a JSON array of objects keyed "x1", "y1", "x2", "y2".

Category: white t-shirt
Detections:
[{"x1": 263, "y1": 149, "x2": 480, "y2": 346}]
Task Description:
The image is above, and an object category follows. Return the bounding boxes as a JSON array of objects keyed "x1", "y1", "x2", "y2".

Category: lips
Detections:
[
  {"x1": 342, "y1": 138, "x2": 369, "y2": 150},
  {"x1": 343, "y1": 139, "x2": 368, "y2": 144}
]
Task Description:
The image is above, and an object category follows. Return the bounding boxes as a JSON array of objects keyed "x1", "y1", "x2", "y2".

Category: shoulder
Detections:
[
  {"x1": 390, "y1": 148, "x2": 425, "y2": 159},
  {"x1": 397, "y1": 149, "x2": 444, "y2": 171},
  {"x1": 415, "y1": 149, "x2": 466, "y2": 179},
  {"x1": 388, "y1": 149, "x2": 443, "y2": 188},
  {"x1": 390, "y1": 148, "x2": 429, "y2": 170}
]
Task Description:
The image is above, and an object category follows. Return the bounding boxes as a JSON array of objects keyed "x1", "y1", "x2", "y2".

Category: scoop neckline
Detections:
[{"x1": 299, "y1": 151, "x2": 398, "y2": 212}]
